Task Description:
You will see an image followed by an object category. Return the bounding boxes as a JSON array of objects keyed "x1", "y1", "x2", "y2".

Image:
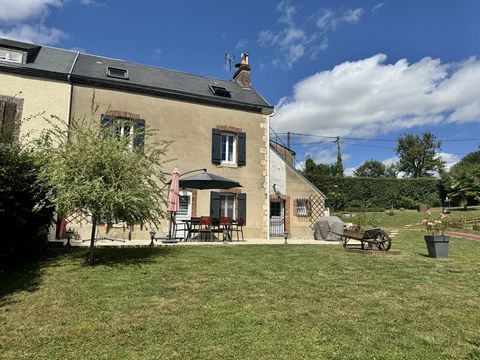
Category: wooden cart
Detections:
[{"x1": 341, "y1": 228, "x2": 392, "y2": 251}]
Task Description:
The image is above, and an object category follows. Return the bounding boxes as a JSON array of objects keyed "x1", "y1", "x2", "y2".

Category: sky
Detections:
[{"x1": 1, "y1": 0, "x2": 480, "y2": 175}]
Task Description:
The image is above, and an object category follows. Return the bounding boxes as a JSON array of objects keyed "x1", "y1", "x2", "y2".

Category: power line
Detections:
[{"x1": 274, "y1": 132, "x2": 480, "y2": 143}]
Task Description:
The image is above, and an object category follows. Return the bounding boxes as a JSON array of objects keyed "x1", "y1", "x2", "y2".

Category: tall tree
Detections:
[
  {"x1": 36, "y1": 108, "x2": 170, "y2": 264},
  {"x1": 335, "y1": 137, "x2": 344, "y2": 177},
  {"x1": 395, "y1": 132, "x2": 445, "y2": 177},
  {"x1": 449, "y1": 148, "x2": 480, "y2": 181},
  {"x1": 353, "y1": 159, "x2": 386, "y2": 178},
  {"x1": 304, "y1": 155, "x2": 337, "y2": 177}
]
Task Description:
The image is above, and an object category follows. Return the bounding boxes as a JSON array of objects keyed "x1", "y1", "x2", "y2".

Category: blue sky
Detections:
[{"x1": 1, "y1": 0, "x2": 480, "y2": 175}]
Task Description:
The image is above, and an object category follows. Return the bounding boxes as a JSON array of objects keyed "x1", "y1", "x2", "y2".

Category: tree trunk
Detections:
[{"x1": 88, "y1": 216, "x2": 97, "y2": 265}]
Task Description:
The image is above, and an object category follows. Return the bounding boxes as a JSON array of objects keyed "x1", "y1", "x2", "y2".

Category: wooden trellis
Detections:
[{"x1": 308, "y1": 194, "x2": 327, "y2": 229}]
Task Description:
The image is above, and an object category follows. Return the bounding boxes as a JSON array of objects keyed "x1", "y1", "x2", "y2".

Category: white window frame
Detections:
[
  {"x1": 220, "y1": 194, "x2": 236, "y2": 219},
  {"x1": 176, "y1": 190, "x2": 192, "y2": 220},
  {"x1": 296, "y1": 198, "x2": 309, "y2": 217},
  {"x1": 115, "y1": 121, "x2": 134, "y2": 150},
  {"x1": 221, "y1": 132, "x2": 237, "y2": 165},
  {"x1": 0, "y1": 48, "x2": 24, "y2": 64}
]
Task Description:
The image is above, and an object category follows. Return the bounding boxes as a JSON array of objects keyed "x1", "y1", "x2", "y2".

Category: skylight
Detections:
[
  {"x1": 107, "y1": 66, "x2": 129, "y2": 79},
  {"x1": 209, "y1": 85, "x2": 231, "y2": 98}
]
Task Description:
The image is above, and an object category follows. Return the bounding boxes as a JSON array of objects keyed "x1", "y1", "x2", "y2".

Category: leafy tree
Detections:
[
  {"x1": 449, "y1": 149, "x2": 480, "y2": 181},
  {"x1": 335, "y1": 138, "x2": 344, "y2": 177},
  {"x1": 304, "y1": 155, "x2": 337, "y2": 177},
  {"x1": 353, "y1": 159, "x2": 386, "y2": 178},
  {"x1": 36, "y1": 108, "x2": 170, "y2": 264},
  {"x1": 395, "y1": 132, "x2": 445, "y2": 177},
  {"x1": 447, "y1": 172, "x2": 480, "y2": 210}
]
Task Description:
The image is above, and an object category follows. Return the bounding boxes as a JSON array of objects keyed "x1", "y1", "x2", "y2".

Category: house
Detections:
[
  {"x1": 1, "y1": 37, "x2": 327, "y2": 240},
  {"x1": 269, "y1": 140, "x2": 328, "y2": 239}
]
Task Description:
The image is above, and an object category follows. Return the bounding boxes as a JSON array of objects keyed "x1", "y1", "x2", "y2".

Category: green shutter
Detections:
[
  {"x1": 210, "y1": 191, "x2": 220, "y2": 221},
  {"x1": 238, "y1": 132, "x2": 246, "y2": 166},
  {"x1": 237, "y1": 193, "x2": 246, "y2": 223},
  {"x1": 212, "y1": 128, "x2": 222, "y2": 164}
]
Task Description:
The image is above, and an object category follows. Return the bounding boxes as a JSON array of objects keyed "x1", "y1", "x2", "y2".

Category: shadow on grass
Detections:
[
  {"x1": 87, "y1": 246, "x2": 177, "y2": 267},
  {"x1": 0, "y1": 246, "x2": 178, "y2": 304}
]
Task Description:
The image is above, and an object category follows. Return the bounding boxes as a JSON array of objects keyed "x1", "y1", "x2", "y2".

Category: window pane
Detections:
[
  {"x1": 221, "y1": 135, "x2": 227, "y2": 161},
  {"x1": 228, "y1": 135, "x2": 234, "y2": 162},
  {"x1": 177, "y1": 196, "x2": 189, "y2": 216}
]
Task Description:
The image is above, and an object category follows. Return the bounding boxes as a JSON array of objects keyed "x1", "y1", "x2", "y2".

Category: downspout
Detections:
[
  {"x1": 67, "y1": 51, "x2": 80, "y2": 129},
  {"x1": 266, "y1": 110, "x2": 276, "y2": 240}
]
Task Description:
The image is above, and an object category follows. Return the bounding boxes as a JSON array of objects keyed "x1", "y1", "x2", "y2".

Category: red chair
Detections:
[
  {"x1": 198, "y1": 216, "x2": 212, "y2": 241},
  {"x1": 231, "y1": 218, "x2": 245, "y2": 241},
  {"x1": 220, "y1": 217, "x2": 232, "y2": 241}
]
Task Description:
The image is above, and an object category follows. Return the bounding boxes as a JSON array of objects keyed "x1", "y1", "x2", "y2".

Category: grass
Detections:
[
  {"x1": 338, "y1": 206, "x2": 480, "y2": 232},
  {"x1": 1, "y1": 233, "x2": 480, "y2": 359}
]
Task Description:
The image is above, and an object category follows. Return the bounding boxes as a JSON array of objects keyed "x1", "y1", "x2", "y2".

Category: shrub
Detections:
[
  {"x1": 399, "y1": 196, "x2": 417, "y2": 209},
  {"x1": 0, "y1": 144, "x2": 54, "y2": 262}
]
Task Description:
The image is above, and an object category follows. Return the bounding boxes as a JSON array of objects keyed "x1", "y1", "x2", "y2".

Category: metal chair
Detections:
[
  {"x1": 231, "y1": 218, "x2": 245, "y2": 241},
  {"x1": 220, "y1": 217, "x2": 232, "y2": 241},
  {"x1": 198, "y1": 216, "x2": 213, "y2": 241}
]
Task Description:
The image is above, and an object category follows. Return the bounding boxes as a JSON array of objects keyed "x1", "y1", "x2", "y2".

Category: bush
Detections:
[
  {"x1": 308, "y1": 175, "x2": 440, "y2": 211},
  {"x1": 399, "y1": 196, "x2": 417, "y2": 209},
  {"x1": 0, "y1": 144, "x2": 54, "y2": 262}
]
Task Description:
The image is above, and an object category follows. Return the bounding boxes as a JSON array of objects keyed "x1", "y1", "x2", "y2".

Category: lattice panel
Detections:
[
  {"x1": 66, "y1": 212, "x2": 92, "y2": 225},
  {"x1": 308, "y1": 194, "x2": 327, "y2": 229}
]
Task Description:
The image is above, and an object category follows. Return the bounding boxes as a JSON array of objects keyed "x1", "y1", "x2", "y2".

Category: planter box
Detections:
[{"x1": 424, "y1": 235, "x2": 450, "y2": 258}]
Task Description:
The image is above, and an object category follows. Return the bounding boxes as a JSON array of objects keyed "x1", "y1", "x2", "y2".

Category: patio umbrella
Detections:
[
  {"x1": 167, "y1": 168, "x2": 180, "y2": 239},
  {"x1": 178, "y1": 171, "x2": 242, "y2": 190}
]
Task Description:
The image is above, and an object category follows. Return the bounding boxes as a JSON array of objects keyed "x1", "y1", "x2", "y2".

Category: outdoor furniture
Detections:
[
  {"x1": 181, "y1": 217, "x2": 200, "y2": 241},
  {"x1": 219, "y1": 216, "x2": 232, "y2": 241},
  {"x1": 172, "y1": 216, "x2": 188, "y2": 241},
  {"x1": 198, "y1": 216, "x2": 213, "y2": 241},
  {"x1": 231, "y1": 218, "x2": 245, "y2": 241}
]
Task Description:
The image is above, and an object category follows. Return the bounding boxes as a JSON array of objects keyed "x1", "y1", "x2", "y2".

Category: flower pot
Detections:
[{"x1": 424, "y1": 235, "x2": 450, "y2": 258}]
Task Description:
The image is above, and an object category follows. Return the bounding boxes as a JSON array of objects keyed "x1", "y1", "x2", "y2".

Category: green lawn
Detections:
[{"x1": 1, "y1": 233, "x2": 480, "y2": 359}]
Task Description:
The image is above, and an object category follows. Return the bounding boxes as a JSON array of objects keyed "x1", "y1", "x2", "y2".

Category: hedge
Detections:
[{"x1": 307, "y1": 175, "x2": 442, "y2": 211}]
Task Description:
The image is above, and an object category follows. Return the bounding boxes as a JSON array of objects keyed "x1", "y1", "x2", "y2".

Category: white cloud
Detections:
[
  {"x1": 235, "y1": 39, "x2": 248, "y2": 51},
  {"x1": 0, "y1": 0, "x2": 67, "y2": 45},
  {"x1": 371, "y1": 2, "x2": 385, "y2": 13},
  {"x1": 80, "y1": 0, "x2": 106, "y2": 6},
  {"x1": 437, "y1": 152, "x2": 461, "y2": 171},
  {"x1": 0, "y1": 24, "x2": 66, "y2": 45},
  {"x1": 344, "y1": 167, "x2": 356, "y2": 177},
  {"x1": 274, "y1": 54, "x2": 480, "y2": 137},
  {"x1": 0, "y1": 0, "x2": 64, "y2": 22},
  {"x1": 258, "y1": 2, "x2": 365, "y2": 69},
  {"x1": 316, "y1": 7, "x2": 364, "y2": 32}
]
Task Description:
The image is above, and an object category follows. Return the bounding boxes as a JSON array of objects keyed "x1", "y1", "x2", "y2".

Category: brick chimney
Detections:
[{"x1": 233, "y1": 53, "x2": 251, "y2": 88}]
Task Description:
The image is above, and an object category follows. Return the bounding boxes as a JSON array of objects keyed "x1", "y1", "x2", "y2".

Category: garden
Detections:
[{"x1": 1, "y1": 225, "x2": 480, "y2": 359}]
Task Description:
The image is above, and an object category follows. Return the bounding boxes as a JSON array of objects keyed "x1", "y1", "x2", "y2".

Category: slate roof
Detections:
[{"x1": 0, "y1": 38, "x2": 273, "y2": 114}]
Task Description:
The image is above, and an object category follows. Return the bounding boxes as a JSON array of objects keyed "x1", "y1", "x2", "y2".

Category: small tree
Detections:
[
  {"x1": 36, "y1": 108, "x2": 170, "y2": 264},
  {"x1": 353, "y1": 159, "x2": 386, "y2": 178},
  {"x1": 395, "y1": 132, "x2": 445, "y2": 177}
]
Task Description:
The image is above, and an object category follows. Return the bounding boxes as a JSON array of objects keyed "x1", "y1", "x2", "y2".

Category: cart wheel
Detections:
[{"x1": 374, "y1": 232, "x2": 391, "y2": 251}]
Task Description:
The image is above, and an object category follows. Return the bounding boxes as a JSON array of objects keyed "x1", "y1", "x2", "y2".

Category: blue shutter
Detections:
[
  {"x1": 238, "y1": 132, "x2": 246, "y2": 166},
  {"x1": 212, "y1": 128, "x2": 222, "y2": 164}
]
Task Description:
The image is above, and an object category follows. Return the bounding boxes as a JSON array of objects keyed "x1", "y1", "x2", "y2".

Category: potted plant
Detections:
[{"x1": 422, "y1": 212, "x2": 450, "y2": 258}]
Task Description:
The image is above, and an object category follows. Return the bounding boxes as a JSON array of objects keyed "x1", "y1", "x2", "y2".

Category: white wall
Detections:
[{"x1": 269, "y1": 149, "x2": 286, "y2": 195}]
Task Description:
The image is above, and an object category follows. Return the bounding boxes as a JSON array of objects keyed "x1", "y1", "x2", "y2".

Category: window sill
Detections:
[{"x1": 220, "y1": 162, "x2": 238, "y2": 168}]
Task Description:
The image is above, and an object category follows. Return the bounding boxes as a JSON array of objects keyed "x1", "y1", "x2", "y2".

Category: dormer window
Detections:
[
  {"x1": 209, "y1": 85, "x2": 231, "y2": 98},
  {"x1": 0, "y1": 48, "x2": 24, "y2": 64},
  {"x1": 107, "y1": 67, "x2": 129, "y2": 79}
]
